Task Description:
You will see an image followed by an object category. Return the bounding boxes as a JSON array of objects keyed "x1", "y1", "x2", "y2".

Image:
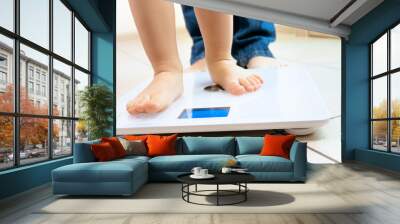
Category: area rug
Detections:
[{"x1": 38, "y1": 183, "x2": 361, "y2": 214}]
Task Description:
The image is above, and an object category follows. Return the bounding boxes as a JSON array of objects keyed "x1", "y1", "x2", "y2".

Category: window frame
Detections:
[
  {"x1": 370, "y1": 21, "x2": 400, "y2": 154},
  {"x1": 0, "y1": 0, "x2": 91, "y2": 171}
]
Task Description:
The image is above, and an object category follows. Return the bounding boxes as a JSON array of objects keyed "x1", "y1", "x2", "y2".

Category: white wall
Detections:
[{"x1": 117, "y1": 0, "x2": 187, "y2": 37}]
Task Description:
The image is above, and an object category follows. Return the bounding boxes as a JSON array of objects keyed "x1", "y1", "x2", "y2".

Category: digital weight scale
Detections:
[{"x1": 116, "y1": 64, "x2": 331, "y2": 135}]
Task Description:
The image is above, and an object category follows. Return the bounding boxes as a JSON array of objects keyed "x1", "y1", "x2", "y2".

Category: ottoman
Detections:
[{"x1": 52, "y1": 157, "x2": 148, "y2": 196}]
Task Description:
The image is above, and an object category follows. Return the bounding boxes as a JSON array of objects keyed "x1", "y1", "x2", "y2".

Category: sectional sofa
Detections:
[{"x1": 52, "y1": 136, "x2": 307, "y2": 196}]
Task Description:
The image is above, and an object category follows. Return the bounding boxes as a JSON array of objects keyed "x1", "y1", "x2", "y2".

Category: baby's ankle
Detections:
[
  {"x1": 154, "y1": 63, "x2": 183, "y2": 75},
  {"x1": 205, "y1": 53, "x2": 233, "y2": 64}
]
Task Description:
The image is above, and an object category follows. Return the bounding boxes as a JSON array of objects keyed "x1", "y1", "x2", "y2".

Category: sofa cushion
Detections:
[
  {"x1": 91, "y1": 142, "x2": 118, "y2": 161},
  {"x1": 147, "y1": 134, "x2": 177, "y2": 157},
  {"x1": 235, "y1": 137, "x2": 263, "y2": 155},
  {"x1": 124, "y1": 135, "x2": 148, "y2": 141},
  {"x1": 118, "y1": 138, "x2": 147, "y2": 156},
  {"x1": 260, "y1": 134, "x2": 296, "y2": 159},
  {"x1": 73, "y1": 139, "x2": 100, "y2": 163},
  {"x1": 236, "y1": 155, "x2": 293, "y2": 172},
  {"x1": 181, "y1": 137, "x2": 235, "y2": 155},
  {"x1": 101, "y1": 137, "x2": 127, "y2": 158},
  {"x1": 117, "y1": 155, "x2": 150, "y2": 163},
  {"x1": 149, "y1": 154, "x2": 235, "y2": 172},
  {"x1": 53, "y1": 158, "x2": 148, "y2": 183}
]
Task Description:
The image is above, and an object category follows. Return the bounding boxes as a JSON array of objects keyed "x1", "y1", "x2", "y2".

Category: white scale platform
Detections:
[{"x1": 117, "y1": 64, "x2": 331, "y2": 135}]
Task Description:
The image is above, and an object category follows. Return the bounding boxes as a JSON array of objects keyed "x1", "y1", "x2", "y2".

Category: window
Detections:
[
  {"x1": 371, "y1": 23, "x2": 400, "y2": 154},
  {"x1": 53, "y1": 0, "x2": 72, "y2": 60},
  {"x1": 35, "y1": 70, "x2": 40, "y2": 81},
  {"x1": 28, "y1": 81, "x2": 34, "y2": 94},
  {"x1": 42, "y1": 85, "x2": 46, "y2": 97},
  {"x1": 74, "y1": 69, "x2": 89, "y2": 118},
  {"x1": 19, "y1": 117, "x2": 49, "y2": 165},
  {"x1": 75, "y1": 18, "x2": 89, "y2": 70},
  {"x1": 391, "y1": 24, "x2": 400, "y2": 70},
  {"x1": 0, "y1": 53, "x2": 8, "y2": 90},
  {"x1": 28, "y1": 67, "x2": 34, "y2": 80},
  {"x1": 0, "y1": 55, "x2": 7, "y2": 67},
  {"x1": 53, "y1": 119, "x2": 72, "y2": 158},
  {"x1": 20, "y1": 0, "x2": 49, "y2": 48},
  {"x1": 0, "y1": 0, "x2": 14, "y2": 32},
  {"x1": 0, "y1": 116, "x2": 13, "y2": 170},
  {"x1": 53, "y1": 59, "x2": 72, "y2": 117},
  {"x1": 0, "y1": 35, "x2": 13, "y2": 113},
  {"x1": 35, "y1": 84, "x2": 40, "y2": 95},
  {"x1": 0, "y1": 0, "x2": 91, "y2": 170},
  {"x1": 0, "y1": 71, "x2": 6, "y2": 85}
]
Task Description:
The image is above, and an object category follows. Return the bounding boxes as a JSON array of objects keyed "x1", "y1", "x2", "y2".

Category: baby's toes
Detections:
[
  {"x1": 128, "y1": 96, "x2": 148, "y2": 114},
  {"x1": 253, "y1": 74, "x2": 263, "y2": 84},
  {"x1": 126, "y1": 101, "x2": 137, "y2": 114},
  {"x1": 248, "y1": 75, "x2": 262, "y2": 89},
  {"x1": 226, "y1": 81, "x2": 246, "y2": 95},
  {"x1": 142, "y1": 96, "x2": 165, "y2": 113},
  {"x1": 239, "y1": 77, "x2": 256, "y2": 92}
]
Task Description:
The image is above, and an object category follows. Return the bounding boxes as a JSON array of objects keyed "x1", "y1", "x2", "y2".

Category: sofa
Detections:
[{"x1": 52, "y1": 136, "x2": 307, "y2": 196}]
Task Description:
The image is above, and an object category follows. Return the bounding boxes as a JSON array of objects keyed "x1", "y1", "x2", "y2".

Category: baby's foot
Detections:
[
  {"x1": 247, "y1": 56, "x2": 286, "y2": 69},
  {"x1": 207, "y1": 58, "x2": 263, "y2": 95},
  {"x1": 184, "y1": 58, "x2": 207, "y2": 73},
  {"x1": 126, "y1": 71, "x2": 183, "y2": 114}
]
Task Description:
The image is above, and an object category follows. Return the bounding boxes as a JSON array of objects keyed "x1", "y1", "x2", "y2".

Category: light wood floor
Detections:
[{"x1": 1, "y1": 163, "x2": 400, "y2": 224}]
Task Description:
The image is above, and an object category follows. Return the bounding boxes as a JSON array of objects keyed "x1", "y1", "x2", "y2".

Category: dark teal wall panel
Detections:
[
  {"x1": 0, "y1": 0, "x2": 116, "y2": 200},
  {"x1": 90, "y1": 0, "x2": 116, "y2": 135},
  {"x1": 91, "y1": 32, "x2": 115, "y2": 135},
  {"x1": 355, "y1": 149, "x2": 400, "y2": 172},
  {"x1": 343, "y1": 43, "x2": 370, "y2": 160},
  {"x1": 65, "y1": 0, "x2": 110, "y2": 32},
  {"x1": 343, "y1": 0, "x2": 400, "y2": 170},
  {"x1": 92, "y1": 33, "x2": 114, "y2": 88},
  {"x1": 349, "y1": 0, "x2": 400, "y2": 45},
  {"x1": 0, "y1": 158, "x2": 72, "y2": 199}
]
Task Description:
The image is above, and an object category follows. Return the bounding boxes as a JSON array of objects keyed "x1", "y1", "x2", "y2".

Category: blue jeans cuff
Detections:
[{"x1": 191, "y1": 52, "x2": 205, "y2": 65}]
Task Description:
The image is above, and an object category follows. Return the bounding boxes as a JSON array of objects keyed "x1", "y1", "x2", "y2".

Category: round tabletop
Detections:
[{"x1": 177, "y1": 173, "x2": 255, "y2": 185}]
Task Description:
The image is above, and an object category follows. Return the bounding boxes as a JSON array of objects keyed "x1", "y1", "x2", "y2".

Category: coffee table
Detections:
[{"x1": 177, "y1": 173, "x2": 255, "y2": 206}]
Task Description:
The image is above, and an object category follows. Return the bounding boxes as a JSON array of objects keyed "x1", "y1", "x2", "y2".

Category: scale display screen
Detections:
[{"x1": 178, "y1": 107, "x2": 230, "y2": 119}]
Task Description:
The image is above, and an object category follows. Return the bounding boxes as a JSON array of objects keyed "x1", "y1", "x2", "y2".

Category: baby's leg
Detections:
[
  {"x1": 127, "y1": 0, "x2": 183, "y2": 114},
  {"x1": 194, "y1": 9, "x2": 263, "y2": 95}
]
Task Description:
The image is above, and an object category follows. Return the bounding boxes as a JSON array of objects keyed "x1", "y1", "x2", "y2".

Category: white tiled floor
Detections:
[{"x1": 117, "y1": 28, "x2": 342, "y2": 164}]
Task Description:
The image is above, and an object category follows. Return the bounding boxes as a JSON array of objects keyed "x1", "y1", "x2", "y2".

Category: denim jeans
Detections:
[{"x1": 181, "y1": 5, "x2": 276, "y2": 67}]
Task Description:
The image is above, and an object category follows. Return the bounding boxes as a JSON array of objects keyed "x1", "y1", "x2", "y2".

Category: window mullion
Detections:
[
  {"x1": 71, "y1": 10, "x2": 76, "y2": 155},
  {"x1": 48, "y1": 0, "x2": 54, "y2": 160},
  {"x1": 388, "y1": 30, "x2": 391, "y2": 152},
  {"x1": 13, "y1": 0, "x2": 21, "y2": 167},
  {"x1": 370, "y1": 45, "x2": 373, "y2": 149}
]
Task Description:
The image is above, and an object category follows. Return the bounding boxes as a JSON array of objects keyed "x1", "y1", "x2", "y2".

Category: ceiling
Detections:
[{"x1": 170, "y1": 0, "x2": 384, "y2": 38}]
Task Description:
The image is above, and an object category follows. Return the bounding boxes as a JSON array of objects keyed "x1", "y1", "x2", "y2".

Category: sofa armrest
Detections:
[
  {"x1": 73, "y1": 140, "x2": 99, "y2": 163},
  {"x1": 289, "y1": 141, "x2": 307, "y2": 181}
]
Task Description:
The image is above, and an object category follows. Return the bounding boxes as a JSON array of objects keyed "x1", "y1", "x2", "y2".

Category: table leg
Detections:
[
  {"x1": 245, "y1": 183, "x2": 247, "y2": 201},
  {"x1": 217, "y1": 184, "x2": 219, "y2": 206},
  {"x1": 187, "y1": 184, "x2": 190, "y2": 202},
  {"x1": 181, "y1": 184, "x2": 183, "y2": 199}
]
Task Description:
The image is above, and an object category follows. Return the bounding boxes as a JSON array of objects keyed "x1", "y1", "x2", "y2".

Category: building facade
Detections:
[{"x1": 0, "y1": 41, "x2": 75, "y2": 152}]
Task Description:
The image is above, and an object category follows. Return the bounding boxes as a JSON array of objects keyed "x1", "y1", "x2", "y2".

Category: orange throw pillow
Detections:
[
  {"x1": 101, "y1": 137, "x2": 127, "y2": 158},
  {"x1": 91, "y1": 142, "x2": 117, "y2": 162},
  {"x1": 124, "y1": 135, "x2": 148, "y2": 141},
  {"x1": 259, "y1": 134, "x2": 296, "y2": 159},
  {"x1": 146, "y1": 134, "x2": 177, "y2": 157}
]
